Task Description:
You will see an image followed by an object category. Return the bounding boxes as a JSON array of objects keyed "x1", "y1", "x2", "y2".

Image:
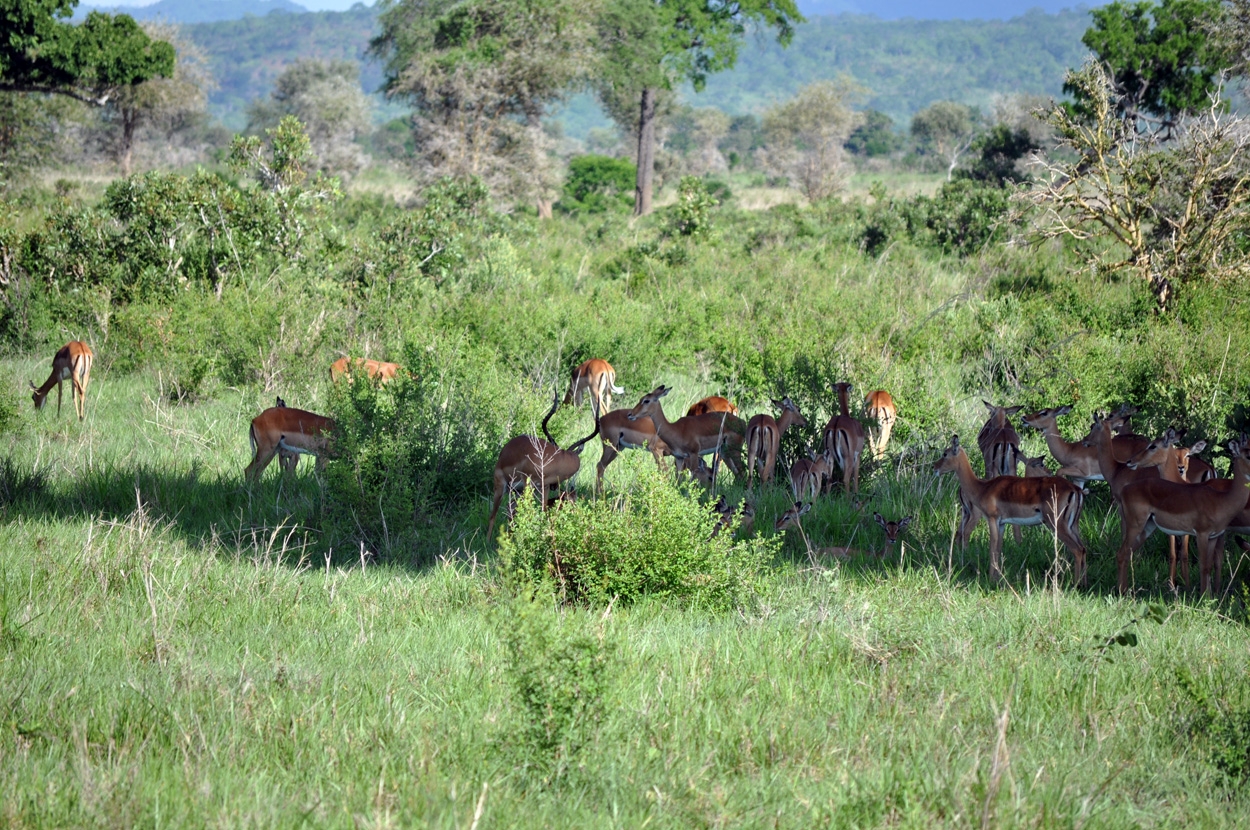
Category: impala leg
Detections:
[
  {"x1": 1212, "y1": 533, "x2": 1227, "y2": 598},
  {"x1": 987, "y1": 517, "x2": 1004, "y2": 583},
  {"x1": 1181, "y1": 535, "x2": 1191, "y2": 588},
  {"x1": 596, "y1": 442, "x2": 619, "y2": 491},
  {"x1": 1197, "y1": 534, "x2": 1214, "y2": 598},
  {"x1": 763, "y1": 427, "x2": 779, "y2": 484},
  {"x1": 958, "y1": 500, "x2": 976, "y2": 550},
  {"x1": 1117, "y1": 517, "x2": 1152, "y2": 595},
  {"x1": 1049, "y1": 509, "x2": 1087, "y2": 587},
  {"x1": 877, "y1": 418, "x2": 894, "y2": 460},
  {"x1": 648, "y1": 441, "x2": 667, "y2": 472},
  {"x1": 245, "y1": 444, "x2": 279, "y2": 484},
  {"x1": 487, "y1": 470, "x2": 508, "y2": 540},
  {"x1": 56, "y1": 380, "x2": 63, "y2": 417}
]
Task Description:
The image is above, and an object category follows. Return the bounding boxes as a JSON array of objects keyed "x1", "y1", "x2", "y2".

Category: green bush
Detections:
[
  {"x1": 559, "y1": 155, "x2": 636, "y2": 214},
  {"x1": 499, "y1": 471, "x2": 776, "y2": 610},
  {"x1": 672, "y1": 175, "x2": 718, "y2": 238}
]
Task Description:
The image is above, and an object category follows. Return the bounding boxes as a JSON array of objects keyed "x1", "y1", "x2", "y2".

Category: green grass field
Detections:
[{"x1": 1, "y1": 362, "x2": 1247, "y2": 826}]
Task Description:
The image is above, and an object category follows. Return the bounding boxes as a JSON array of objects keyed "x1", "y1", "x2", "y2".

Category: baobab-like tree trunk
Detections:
[{"x1": 634, "y1": 87, "x2": 657, "y2": 216}]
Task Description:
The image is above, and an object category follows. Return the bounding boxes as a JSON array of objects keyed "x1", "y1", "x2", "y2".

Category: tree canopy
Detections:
[{"x1": 0, "y1": 0, "x2": 175, "y2": 105}]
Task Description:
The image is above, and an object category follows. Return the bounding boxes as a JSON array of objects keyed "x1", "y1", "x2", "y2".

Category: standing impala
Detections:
[
  {"x1": 563, "y1": 359, "x2": 623, "y2": 420},
  {"x1": 1124, "y1": 429, "x2": 1208, "y2": 589},
  {"x1": 30, "y1": 341, "x2": 93, "y2": 421},
  {"x1": 1115, "y1": 435, "x2": 1250, "y2": 597},
  {"x1": 790, "y1": 448, "x2": 833, "y2": 501},
  {"x1": 745, "y1": 397, "x2": 807, "y2": 486},
  {"x1": 934, "y1": 435, "x2": 1087, "y2": 585},
  {"x1": 594, "y1": 409, "x2": 670, "y2": 488},
  {"x1": 977, "y1": 402, "x2": 1022, "y2": 478},
  {"x1": 245, "y1": 405, "x2": 336, "y2": 483},
  {"x1": 864, "y1": 390, "x2": 896, "y2": 460},
  {"x1": 330, "y1": 357, "x2": 402, "y2": 383},
  {"x1": 626, "y1": 386, "x2": 746, "y2": 479},
  {"x1": 822, "y1": 382, "x2": 865, "y2": 494},
  {"x1": 687, "y1": 396, "x2": 738, "y2": 417},
  {"x1": 1021, "y1": 404, "x2": 1149, "y2": 482},
  {"x1": 487, "y1": 394, "x2": 600, "y2": 540}
]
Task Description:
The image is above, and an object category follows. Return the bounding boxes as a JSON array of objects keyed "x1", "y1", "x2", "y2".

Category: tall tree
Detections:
[
  {"x1": 0, "y1": 0, "x2": 174, "y2": 105},
  {"x1": 760, "y1": 79, "x2": 859, "y2": 201},
  {"x1": 1071, "y1": 0, "x2": 1225, "y2": 137},
  {"x1": 371, "y1": 0, "x2": 597, "y2": 216},
  {"x1": 595, "y1": 0, "x2": 802, "y2": 216},
  {"x1": 910, "y1": 101, "x2": 981, "y2": 180}
]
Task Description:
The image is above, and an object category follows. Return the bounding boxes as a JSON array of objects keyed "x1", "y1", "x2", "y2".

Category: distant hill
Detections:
[
  {"x1": 81, "y1": 0, "x2": 309, "y2": 24},
  {"x1": 796, "y1": 1, "x2": 1106, "y2": 19},
  {"x1": 175, "y1": 5, "x2": 1097, "y2": 135}
]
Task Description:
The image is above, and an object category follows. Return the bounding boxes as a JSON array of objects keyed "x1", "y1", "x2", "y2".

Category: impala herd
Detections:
[{"x1": 28, "y1": 345, "x2": 1249, "y2": 598}]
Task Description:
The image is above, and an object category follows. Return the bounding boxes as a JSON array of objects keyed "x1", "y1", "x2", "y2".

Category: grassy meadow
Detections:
[{"x1": 1, "y1": 170, "x2": 1250, "y2": 825}]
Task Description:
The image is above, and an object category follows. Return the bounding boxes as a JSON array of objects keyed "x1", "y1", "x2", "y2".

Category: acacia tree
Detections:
[
  {"x1": 371, "y1": 0, "x2": 597, "y2": 216},
  {"x1": 910, "y1": 101, "x2": 981, "y2": 181},
  {"x1": 760, "y1": 79, "x2": 859, "y2": 201},
  {"x1": 1072, "y1": 0, "x2": 1224, "y2": 137},
  {"x1": 1024, "y1": 62, "x2": 1250, "y2": 310},
  {"x1": 0, "y1": 0, "x2": 173, "y2": 105},
  {"x1": 595, "y1": 0, "x2": 802, "y2": 216}
]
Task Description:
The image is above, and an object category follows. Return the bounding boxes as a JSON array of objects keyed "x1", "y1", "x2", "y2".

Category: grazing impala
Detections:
[
  {"x1": 564, "y1": 359, "x2": 623, "y2": 420},
  {"x1": 934, "y1": 435, "x2": 1087, "y2": 585},
  {"x1": 245, "y1": 406, "x2": 336, "y2": 483},
  {"x1": 822, "y1": 382, "x2": 866, "y2": 494},
  {"x1": 330, "y1": 357, "x2": 402, "y2": 384},
  {"x1": 595, "y1": 409, "x2": 670, "y2": 488},
  {"x1": 687, "y1": 396, "x2": 738, "y2": 417},
  {"x1": 745, "y1": 397, "x2": 807, "y2": 486},
  {"x1": 1115, "y1": 435, "x2": 1250, "y2": 597},
  {"x1": 864, "y1": 390, "x2": 897, "y2": 460},
  {"x1": 487, "y1": 394, "x2": 600, "y2": 540},
  {"x1": 790, "y1": 448, "x2": 833, "y2": 501},
  {"x1": 626, "y1": 386, "x2": 746, "y2": 479},
  {"x1": 30, "y1": 341, "x2": 93, "y2": 420}
]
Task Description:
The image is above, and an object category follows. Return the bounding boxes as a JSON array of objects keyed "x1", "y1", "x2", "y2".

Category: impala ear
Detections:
[
  {"x1": 873, "y1": 512, "x2": 886, "y2": 528},
  {"x1": 771, "y1": 399, "x2": 782, "y2": 408},
  {"x1": 657, "y1": 386, "x2": 671, "y2": 398},
  {"x1": 1055, "y1": 405, "x2": 1073, "y2": 416},
  {"x1": 898, "y1": 516, "x2": 913, "y2": 531},
  {"x1": 28, "y1": 381, "x2": 35, "y2": 390},
  {"x1": 951, "y1": 434, "x2": 960, "y2": 448},
  {"x1": 983, "y1": 400, "x2": 994, "y2": 412},
  {"x1": 799, "y1": 502, "x2": 812, "y2": 516},
  {"x1": 1006, "y1": 405, "x2": 1023, "y2": 415},
  {"x1": 1190, "y1": 440, "x2": 1207, "y2": 454}
]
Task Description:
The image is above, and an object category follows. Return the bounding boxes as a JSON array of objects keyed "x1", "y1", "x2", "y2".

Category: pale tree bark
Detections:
[
  {"x1": 120, "y1": 106, "x2": 138, "y2": 175},
  {"x1": 634, "y1": 87, "x2": 657, "y2": 216}
]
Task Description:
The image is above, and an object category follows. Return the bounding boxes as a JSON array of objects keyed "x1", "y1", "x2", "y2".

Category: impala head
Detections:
[
  {"x1": 276, "y1": 396, "x2": 287, "y2": 408},
  {"x1": 873, "y1": 512, "x2": 912, "y2": 557},
  {"x1": 1021, "y1": 404, "x2": 1073, "y2": 431},
  {"x1": 1176, "y1": 440, "x2": 1207, "y2": 480},
  {"x1": 774, "y1": 396, "x2": 807, "y2": 427},
  {"x1": 1229, "y1": 435, "x2": 1250, "y2": 481},
  {"x1": 1082, "y1": 412, "x2": 1114, "y2": 447},
  {"x1": 1125, "y1": 428, "x2": 1180, "y2": 470},
  {"x1": 627, "y1": 385, "x2": 671, "y2": 421},
  {"x1": 982, "y1": 401, "x2": 1023, "y2": 426},
  {"x1": 1107, "y1": 404, "x2": 1137, "y2": 435},
  {"x1": 933, "y1": 434, "x2": 964, "y2": 473},
  {"x1": 688, "y1": 456, "x2": 714, "y2": 487},
  {"x1": 29, "y1": 381, "x2": 46, "y2": 410},
  {"x1": 1020, "y1": 453, "x2": 1052, "y2": 477},
  {"x1": 775, "y1": 501, "x2": 812, "y2": 532}
]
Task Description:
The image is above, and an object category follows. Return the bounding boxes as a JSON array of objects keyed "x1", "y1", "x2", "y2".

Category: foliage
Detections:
[
  {"x1": 499, "y1": 471, "x2": 775, "y2": 610},
  {"x1": 910, "y1": 100, "x2": 982, "y2": 180},
  {"x1": 559, "y1": 154, "x2": 636, "y2": 213},
  {"x1": 671, "y1": 175, "x2": 717, "y2": 237},
  {"x1": 958, "y1": 123, "x2": 1039, "y2": 187},
  {"x1": 1177, "y1": 666, "x2": 1250, "y2": 784},
  {"x1": 0, "y1": 0, "x2": 175, "y2": 105},
  {"x1": 844, "y1": 109, "x2": 899, "y2": 157},
  {"x1": 0, "y1": 92, "x2": 68, "y2": 189},
  {"x1": 497, "y1": 593, "x2": 613, "y2": 784},
  {"x1": 1026, "y1": 61, "x2": 1250, "y2": 309},
  {"x1": 1072, "y1": 0, "x2": 1225, "y2": 136},
  {"x1": 246, "y1": 59, "x2": 370, "y2": 179},
  {"x1": 760, "y1": 79, "x2": 859, "y2": 201}
]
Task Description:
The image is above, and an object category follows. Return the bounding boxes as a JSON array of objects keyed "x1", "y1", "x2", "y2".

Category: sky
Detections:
[{"x1": 95, "y1": 1, "x2": 1106, "y2": 17}]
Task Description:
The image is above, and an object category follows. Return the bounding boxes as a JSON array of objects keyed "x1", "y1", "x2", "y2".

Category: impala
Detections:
[
  {"x1": 790, "y1": 448, "x2": 833, "y2": 501},
  {"x1": 774, "y1": 503, "x2": 911, "y2": 560},
  {"x1": 1124, "y1": 429, "x2": 1208, "y2": 588},
  {"x1": 864, "y1": 390, "x2": 897, "y2": 460},
  {"x1": 1114, "y1": 435, "x2": 1250, "y2": 597},
  {"x1": 30, "y1": 341, "x2": 93, "y2": 421},
  {"x1": 712, "y1": 496, "x2": 754, "y2": 536},
  {"x1": 1020, "y1": 454, "x2": 1053, "y2": 477},
  {"x1": 822, "y1": 382, "x2": 866, "y2": 494},
  {"x1": 245, "y1": 405, "x2": 336, "y2": 483},
  {"x1": 933, "y1": 435, "x2": 1087, "y2": 585},
  {"x1": 687, "y1": 396, "x2": 738, "y2": 417},
  {"x1": 626, "y1": 386, "x2": 746, "y2": 479},
  {"x1": 1022, "y1": 404, "x2": 1148, "y2": 481},
  {"x1": 594, "y1": 409, "x2": 670, "y2": 488},
  {"x1": 745, "y1": 397, "x2": 807, "y2": 486},
  {"x1": 563, "y1": 358, "x2": 623, "y2": 420},
  {"x1": 330, "y1": 357, "x2": 402, "y2": 383},
  {"x1": 977, "y1": 402, "x2": 1022, "y2": 478},
  {"x1": 487, "y1": 394, "x2": 600, "y2": 540}
]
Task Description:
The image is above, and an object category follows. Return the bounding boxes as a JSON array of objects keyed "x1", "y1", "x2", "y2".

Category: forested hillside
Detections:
[{"x1": 183, "y1": 7, "x2": 1094, "y2": 130}]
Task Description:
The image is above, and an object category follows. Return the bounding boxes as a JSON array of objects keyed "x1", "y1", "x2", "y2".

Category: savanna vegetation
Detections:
[{"x1": 1, "y1": 0, "x2": 1250, "y2": 825}]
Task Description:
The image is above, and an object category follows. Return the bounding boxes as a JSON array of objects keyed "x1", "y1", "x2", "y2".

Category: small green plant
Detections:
[
  {"x1": 497, "y1": 592, "x2": 613, "y2": 784},
  {"x1": 673, "y1": 175, "x2": 718, "y2": 238},
  {"x1": 1177, "y1": 666, "x2": 1250, "y2": 785},
  {"x1": 499, "y1": 471, "x2": 775, "y2": 610}
]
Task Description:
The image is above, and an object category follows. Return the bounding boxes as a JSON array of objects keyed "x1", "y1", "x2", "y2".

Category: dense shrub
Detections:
[
  {"x1": 499, "y1": 471, "x2": 776, "y2": 610},
  {"x1": 559, "y1": 155, "x2": 636, "y2": 214}
]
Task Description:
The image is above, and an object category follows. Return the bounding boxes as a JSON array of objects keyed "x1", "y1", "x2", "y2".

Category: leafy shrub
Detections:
[
  {"x1": 323, "y1": 335, "x2": 547, "y2": 562},
  {"x1": 1177, "y1": 666, "x2": 1250, "y2": 785},
  {"x1": 498, "y1": 593, "x2": 613, "y2": 784},
  {"x1": 922, "y1": 178, "x2": 1012, "y2": 255},
  {"x1": 559, "y1": 155, "x2": 636, "y2": 214},
  {"x1": 499, "y1": 471, "x2": 775, "y2": 610},
  {"x1": 673, "y1": 175, "x2": 718, "y2": 238}
]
